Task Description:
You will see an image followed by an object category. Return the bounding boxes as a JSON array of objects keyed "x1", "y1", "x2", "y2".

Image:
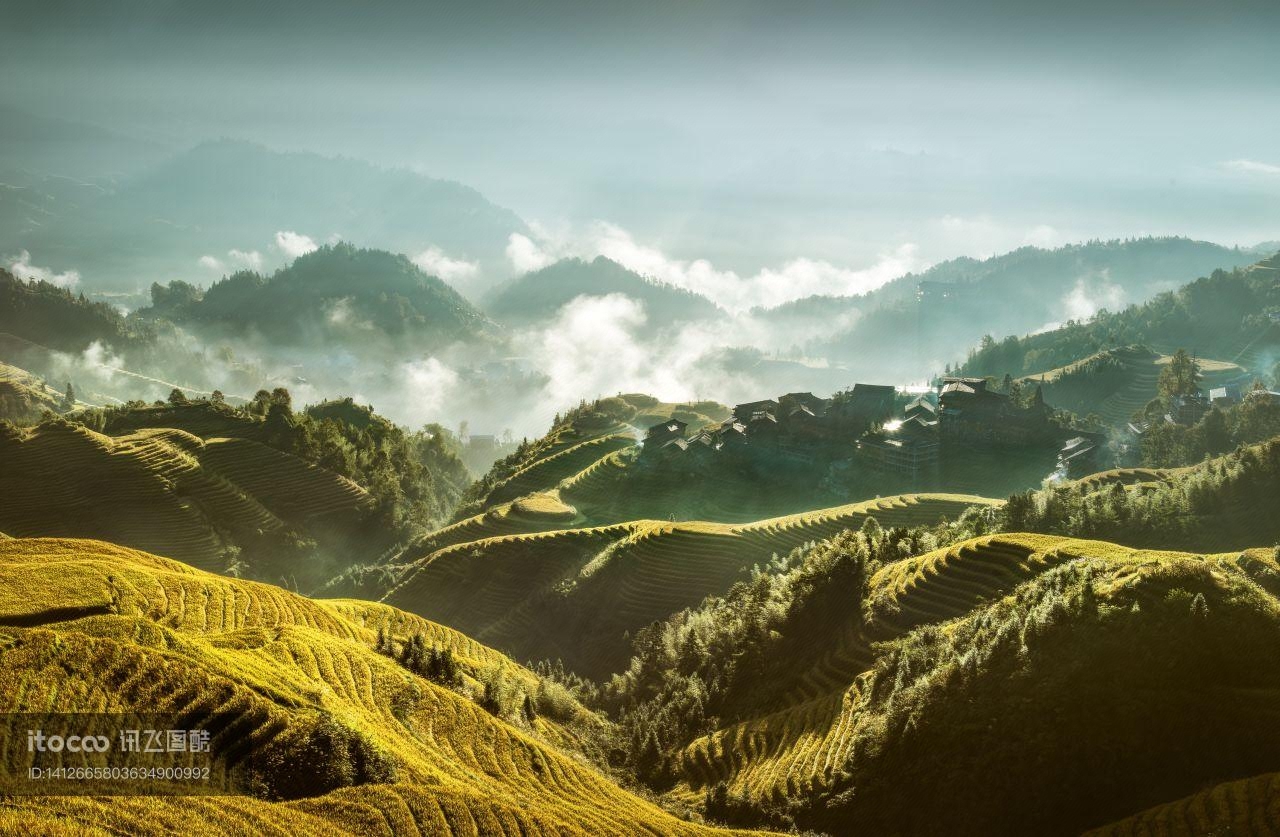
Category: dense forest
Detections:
[{"x1": 0, "y1": 268, "x2": 149, "y2": 352}]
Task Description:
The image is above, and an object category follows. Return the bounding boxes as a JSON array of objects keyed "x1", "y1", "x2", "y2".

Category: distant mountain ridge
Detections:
[{"x1": 2, "y1": 138, "x2": 529, "y2": 292}]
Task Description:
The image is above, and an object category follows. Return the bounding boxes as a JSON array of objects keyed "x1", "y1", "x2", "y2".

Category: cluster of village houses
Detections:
[{"x1": 642, "y1": 377, "x2": 1108, "y2": 480}]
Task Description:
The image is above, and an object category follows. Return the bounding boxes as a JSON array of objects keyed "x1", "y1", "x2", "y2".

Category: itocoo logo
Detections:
[{"x1": 26, "y1": 730, "x2": 111, "y2": 753}]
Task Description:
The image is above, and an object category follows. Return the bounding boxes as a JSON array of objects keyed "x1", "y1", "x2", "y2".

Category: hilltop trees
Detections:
[
  {"x1": 0, "y1": 268, "x2": 149, "y2": 353},
  {"x1": 139, "y1": 244, "x2": 493, "y2": 350},
  {"x1": 603, "y1": 524, "x2": 935, "y2": 799},
  {"x1": 1000, "y1": 435, "x2": 1280, "y2": 550},
  {"x1": 1158, "y1": 349, "x2": 1201, "y2": 398},
  {"x1": 1138, "y1": 388, "x2": 1280, "y2": 467}
]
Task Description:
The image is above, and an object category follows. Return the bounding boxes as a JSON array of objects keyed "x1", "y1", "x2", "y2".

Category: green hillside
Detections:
[
  {"x1": 383, "y1": 494, "x2": 993, "y2": 679},
  {"x1": 142, "y1": 244, "x2": 493, "y2": 350},
  {"x1": 0, "y1": 267, "x2": 148, "y2": 353},
  {"x1": 1086, "y1": 772, "x2": 1280, "y2": 835},
  {"x1": 453, "y1": 393, "x2": 726, "y2": 521},
  {"x1": 485, "y1": 256, "x2": 721, "y2": 328},
  {"x1": 0, "y1": 360, "x2": 69, "y2": 422},
  {"x1": 0, "y1": 419, "x2": 370, "y2": 587},
  {"x1": 961, "y1": 251, "x2": 1280, "y2": 382},
  {"x1": 608, "y1": 529, "x2": 1280, "y2": 835},
  {"x1": 800, "y1": 237, "x2": 1260, "y2": 382},
  {"x1": 0, "y1": 537, "x2": 760, "y2": 836},
  {"x1": 1019, "y1": 345, "x2": 1247, "y2": 425},
  {"x1": 1002, "y1": 434, "x2": 1280, "y2": 553}
]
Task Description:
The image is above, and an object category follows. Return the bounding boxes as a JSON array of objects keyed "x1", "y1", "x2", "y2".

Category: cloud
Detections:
[
  {"x1": 1061, "y1": 276, "x2": 1125, "y2": 322},
  {"x1": 228, "y1": 249, "x2": 263, "y2": 270},
  {"x1": 1031, "y1": 273, "x2": 1127, "y2": 335},
  {"x1": 1221, "y1": 159, "x2": 1280, "y2": 176},
  {"x1": 274, "y1": 230, "x2": 319, "y2": 259},
  {"x1": 412, "y1": 246, "x2": 479, "y2": 283},
  {"x1": 508, "y1": 222, "x2": 923, "y2": 313},
  {"x1": 199, "y1": 255, "x2": 224, "y2": 271},
  {"x1": 9, "y1": 250, "x2": 80, "y2": 289},
  {"x1": 506, "y1": 232, "x2": 556, "y2": 274}
]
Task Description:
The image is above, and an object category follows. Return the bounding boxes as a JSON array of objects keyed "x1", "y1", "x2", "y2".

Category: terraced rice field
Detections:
[
  {"x1": 669, "y1": 534, "x2": 1266, "y2": 809},
  {"x1": 483, "y1": 432, "x2": 636, "y2": 507},
  {"x1": 1085, "y1": 772, "x2": 1280, "y2": 836},
  {"x1": 1070, "y1": 467, "x2": 1177, "y2": 491},
  {"x1": 0, "y1": 422, "x2": 369, "y2": 572},
  {"x1": 0, "y1": 537, "x2": 759, "y2": 837},
  {"x1": 100, "y1": 403, "x2": 270, "y2": 442},
  {"x1": 0, "y1": 360, "x2": 66, "y2": 416},
  {"x1": 1024, "y1": 346, "x2": 1250, "y2": 426},
  {"x1": 866, "y1": 533, "x2": 1084, "y2": 635},
  {"x1": 385, "y1": 494, "x2": 995, "y2": 677}
]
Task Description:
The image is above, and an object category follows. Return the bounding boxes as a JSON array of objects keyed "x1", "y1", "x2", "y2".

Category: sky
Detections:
[{"x1": 4, "y1": 0, "x2": 1280, "y2": 275}]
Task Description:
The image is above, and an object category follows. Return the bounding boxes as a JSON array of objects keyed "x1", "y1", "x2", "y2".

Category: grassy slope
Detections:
[
  {"x1": 385, "y1": 494, "x2": 994, "y2": 679},
  {"x1": 1020, "y1": 345, "x2": 1248, "y2": 425},
  {"x1": 1085, "y1": 772, "x2": 1280, "y2": 835},
  {"x1": 0, "y1": 537, "x2": 763, "y2": 837},
  {"x1": 671, "y1": 534, "x2": 1280, "y2": 836},
  {"x1": 0, "y1": 420, "x2": 368, "y2": 574},
  {"x1": 0, "y1": 360, "x2": 68, "y2": 420}
]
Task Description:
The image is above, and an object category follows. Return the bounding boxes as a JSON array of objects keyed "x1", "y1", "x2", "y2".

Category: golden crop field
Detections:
[{"x1": 0, "y1": 537, "x2": 767, "y2": 836}]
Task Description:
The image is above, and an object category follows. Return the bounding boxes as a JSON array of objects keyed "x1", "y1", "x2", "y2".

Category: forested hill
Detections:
[
  {"x1": 0, "y1": 268, "x2": 148, "y2": 353},
  {"x1": 0, "y1": 392, "x2": 471, "y2": 591},
  {"x1": 485, "y1": 256, "x2": 722, "y2": 328},
  {"x1": 764, "y1": 238, "x2": 1260, "y2": 380},
  {"x1": 593, "y1": 435, "x2": 1280, "y2": 834},
  {"x1": 141, "y1": 243, "x2": 494, "y2": 349},
  {"x1": 959, "y1": 250, "x2": 1280, "y2": 379}
]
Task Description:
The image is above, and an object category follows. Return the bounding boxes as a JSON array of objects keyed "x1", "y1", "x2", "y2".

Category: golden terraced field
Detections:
[
  {"x1": 0, "y1": 537, "x2": 765, "y2": 836},
  {"x1": 385, "y1": 494, "x2": 995, "y2": 678},
  {"x1": 0, "y1": 421, "x2": 369, "y2": 573},
  {"x1": 669, "y1": 534, "x2": 1280, "y2": 817}
]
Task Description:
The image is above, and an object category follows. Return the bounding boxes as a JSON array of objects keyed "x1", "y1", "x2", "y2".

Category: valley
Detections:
[{"x1": 4, "y1": 14, "x2": 1280, "y2": 828}]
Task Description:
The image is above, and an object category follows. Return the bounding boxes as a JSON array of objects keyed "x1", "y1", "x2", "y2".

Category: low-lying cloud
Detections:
[
  {"x1": 9, "y1": 250, "x2": 80, "y2": 289},
  {"x1": 506, "y1": 222, "x2": 923, "y2": 313},
  {"x1": 228, "y1": 249, "x2": 264, "y2": 270},
  {"x1": 412, "y1": 246, "x2": 479, "y2": 284},
  {"x1": 275, "y1": 230, "x2": 320, "y2": 259}
]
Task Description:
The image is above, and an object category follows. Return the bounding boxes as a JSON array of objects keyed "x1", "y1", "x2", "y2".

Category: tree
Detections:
[
  {"x1": 1198, "y1": 407, "x2": 1231, "y2": 456},
  {"x1": 269, "y1": 387, "x2": 292, "y2": 413},
  {"x1": 168, "y1": 388, "x2": 189, "y2": 406},
  {"x1": 61, "y1": 382, "x2": 76, "y2": 411},
  {"x1": 1158, "y1": 349, "x2": 1201, "y2": 398},
  {"x1": 522, "y1": 693, "x2": 537, "y2": 723}
]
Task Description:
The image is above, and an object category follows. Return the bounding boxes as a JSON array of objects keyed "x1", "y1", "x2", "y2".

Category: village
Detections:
[{"x1": 640, "y1": 377, "x2": 1109, "y2": 484}]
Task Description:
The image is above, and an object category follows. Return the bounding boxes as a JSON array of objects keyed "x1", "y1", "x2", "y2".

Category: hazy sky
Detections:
[{"x1": 6, "y1": 0, "x2": 1280, "y2": 273}]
